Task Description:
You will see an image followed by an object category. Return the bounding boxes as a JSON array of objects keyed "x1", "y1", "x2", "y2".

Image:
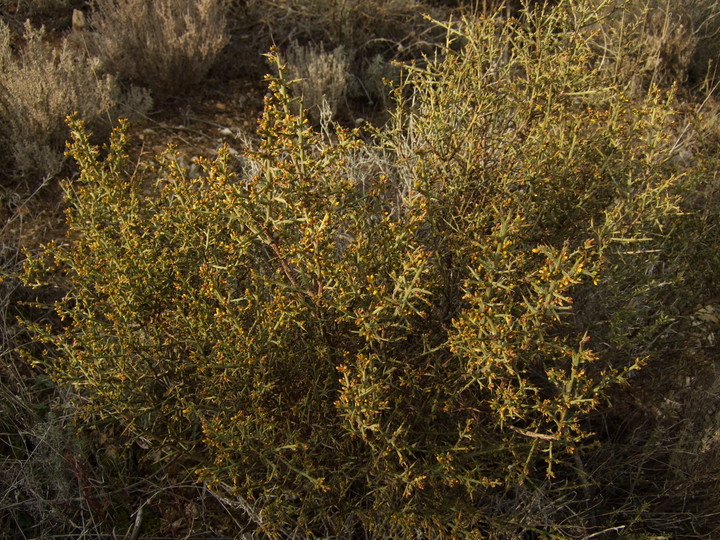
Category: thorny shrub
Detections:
[
  {"x1": 388, "y1": 4, "x2": 720, "y2": 532},
  {"x1": 22, "y1": 1, "x2": 720, "y2": 537}
]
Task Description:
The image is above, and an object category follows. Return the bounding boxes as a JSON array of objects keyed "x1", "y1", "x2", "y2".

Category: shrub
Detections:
[
  {"x1": 283, "y1": 41, "x2": 349, "y2": 124},
  {"x1": 0, "y1": 0, "x2": 72, "y2": 16},
  {"x1": 381, "y1": 5, "x2": 716, "y2": 534},
  {"x1": 580, "y1": 105, "x2": 720, "y2": 534},
  {"x1": 588, "y1": 0, "x2": 720, "y2": 94},
  {"x1": 0, "y1": 20, "x2": 119, "y2": 183},
  {"x1": 90, "y1": 0, "x2": 228, "y2": 98},
  {"x1": 351, "y1": 53, "x2": 402, "y2": 110},
  {"x1": 22, "y1": 1, "x2": 720, "y2": 536},
  {"x1": 251, "y1": 0, "x2": 422, "y2": 47},
  {"x1": 0, "y1": 181, "x2": 110, "y2": 538},
  {"x1": 246, "y1": 0, "x2": 447, "y2": 118}
]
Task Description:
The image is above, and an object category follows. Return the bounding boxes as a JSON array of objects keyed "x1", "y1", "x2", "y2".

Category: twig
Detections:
[
  {"x1": 508, "y1": 425, "x2": 559, "y2": 441},
  {"x1": 123, "y1": 503, "x2": 143, "y2": 540},
  {"x1": 584, "y1": 525, "x2": 626, "y2": 539}
]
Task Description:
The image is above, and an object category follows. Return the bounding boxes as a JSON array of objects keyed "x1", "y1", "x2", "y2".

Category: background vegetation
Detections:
[{"x1": 1, "y1": 0, "x2": 720, "y2": 537}]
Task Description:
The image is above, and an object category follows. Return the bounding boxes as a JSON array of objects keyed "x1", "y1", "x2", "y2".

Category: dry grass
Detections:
[{"x1": 589, "y1": 0, "x2": 720, "y2": 94}]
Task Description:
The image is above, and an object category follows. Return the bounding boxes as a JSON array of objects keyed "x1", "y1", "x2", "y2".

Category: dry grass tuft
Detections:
[{"x1": 591, "y1": 0, "x2": 720, "y2": 94}]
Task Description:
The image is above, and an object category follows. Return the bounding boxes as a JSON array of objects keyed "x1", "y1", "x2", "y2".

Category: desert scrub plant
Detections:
[
  {"x1": 21, "y1": 1, "x2": 720, "y2": 535},
  {"x1": 283, "y1": 41, "x2": 349, "y2": 124},
  {"x1": 385, "y1": 0, "x2": 694, "y2": 353},
  {"x1": 90, "y1": 0, "x2": 228, "y2": 98},
  {"x1": 0, "y1": 19, "x2": 121, "y2": 183},
  {"x1": 247, "y1": 0, "x2": 448, "y2": 120},
  {"x1": 588, "y1": 0, "x2": 720, "y2": 95},
  {"x1": 250, "y1": 0, "x2": 426, "y2": 49},
  {"x1": 579, "y1": 108, "x2": 720, "y2": 535},
  {"x1": 0, "y1": 184, "x2": 114, "y2": 538},
  {"x1": 19, "y1": 34, "x2": 672, "y2": 537},
  {"x1": 0, "y1": 0, "x2": 73, "y2": 16},
  {"x1": 381, "y1": 0, "x2": 720, "y2": 532}
]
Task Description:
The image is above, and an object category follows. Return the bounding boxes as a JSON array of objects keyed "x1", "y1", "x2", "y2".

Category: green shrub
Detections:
[
  {"x1": 0, "y1": 181, "x2": 117, "y2": 538},
  {"x1": 90, "y1": 0, "x2": 228, "y2": 97},
  {"x1": 22, "y1": 1, "x2": 720, "y2": 536}
]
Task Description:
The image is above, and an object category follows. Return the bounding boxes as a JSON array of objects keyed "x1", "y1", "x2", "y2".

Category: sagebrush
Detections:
[
  {"x1": 283, "y1": 41, "x2": 349, "y2": 124},
  {"x1": 0, "y1": 20, "x2": 116, "y2": 182},
  {"x1": 91, "y1": 0, "x2": 228, "y2": 97}
]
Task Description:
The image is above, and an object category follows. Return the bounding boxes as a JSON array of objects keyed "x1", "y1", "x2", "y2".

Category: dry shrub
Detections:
[
  {"x1": 246, "y1": 0, "x2": 446, "y2": 118},
  {"x1": 346, "y1": 53, "x2": 403, "y2": 111},
  {"x1": 0, "y1": 20, "x2": 121, "y2": 183},
  {"x1": 591, "y1": 0, "x2": 720, "y2": 94},
  {"x1": 0, "y1": 0, "x2": 72, "y2": 15},
  {"x1": 283, "y1": 41, "x2": 349, "y2": 124},
  {"x1": 91, "y1": 0, "x2": 228, "y2": 97},
  {"x1": 249, "y1": 0, "x2": 428, "y2": 50}
]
